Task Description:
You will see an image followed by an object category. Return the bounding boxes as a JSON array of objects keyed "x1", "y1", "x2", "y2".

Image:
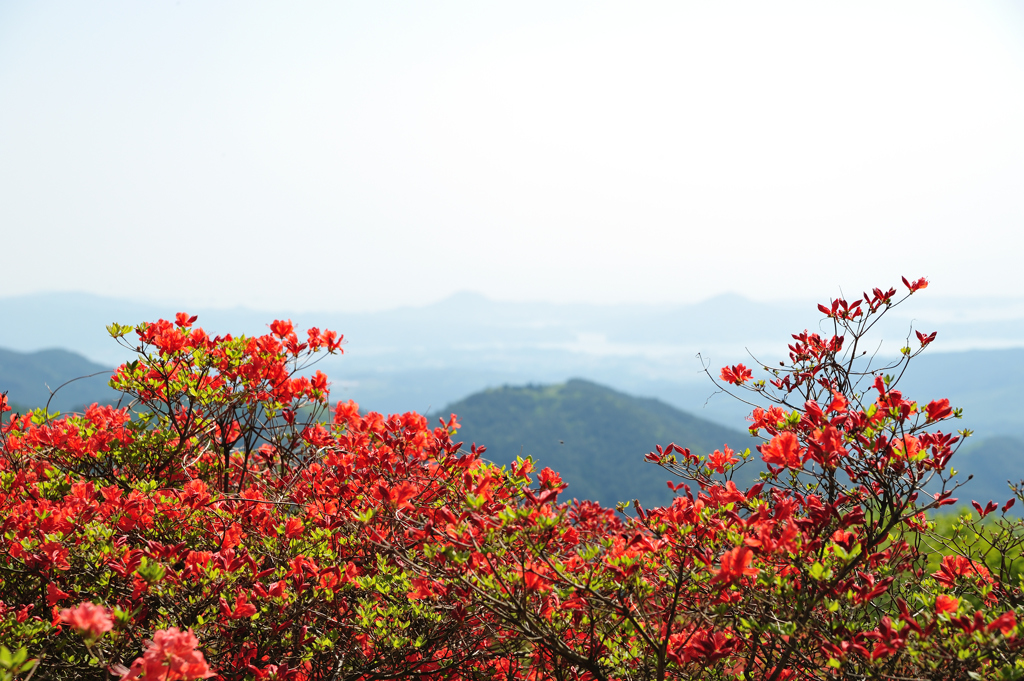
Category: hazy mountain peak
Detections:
[{"x1": 434, "y1": 291, "x2": 494, "y2": 308}]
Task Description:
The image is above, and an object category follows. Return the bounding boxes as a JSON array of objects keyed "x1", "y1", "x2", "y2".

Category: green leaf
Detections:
[{"x1": 808, "y1": 562, "x2": 832, "y2": 581}]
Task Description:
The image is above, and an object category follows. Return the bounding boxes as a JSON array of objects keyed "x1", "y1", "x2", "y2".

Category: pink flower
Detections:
[
  {"x1": 60, "y1": 602, "x2": 113, "y2": 641},
  {"x1": 121, "y1": 627, "x2": 214, "y2": 680}
]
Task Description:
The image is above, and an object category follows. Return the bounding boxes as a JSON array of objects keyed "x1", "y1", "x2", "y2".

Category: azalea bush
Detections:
[
  {"x1": 388, "y1": 279, "x2": 1024, "y2": 680},
  {"x1": 0, "y1": 316, "x2": 512, "y2": 679},
  {"x1": 1, "y1": 279, "x2": 1023, "y2": 680}
]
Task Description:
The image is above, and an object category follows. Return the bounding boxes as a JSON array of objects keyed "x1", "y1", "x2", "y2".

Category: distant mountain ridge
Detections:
[
  {"x1": 1, "y1": 290, "x2": 1022, "y2": 440},
  {"x1": 0, "y1": 347, "x2": 119, "y2": 413},
  {"x1": 7, "y1": 289, "x2": 1024, "y2": 373}
]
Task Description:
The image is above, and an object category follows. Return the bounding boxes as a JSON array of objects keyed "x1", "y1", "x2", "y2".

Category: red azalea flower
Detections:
[
  {"x1": 935, "y1": 594, "x2": 959, "y2": 614},
  {"x1": 720, "y1": 364, "x2": 753, "y2": 385},
  {"x1": 711, "y1": 547, "x2": 759, "y2": 585}
]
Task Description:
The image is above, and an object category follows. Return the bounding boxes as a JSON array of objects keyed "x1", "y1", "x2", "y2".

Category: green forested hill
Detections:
[
  {"x1": 0, "y1": 347, "x2": 120, "y2": 413},
  {"x1": 437, "y1": 379, "x2": 757, "y2": 508}
]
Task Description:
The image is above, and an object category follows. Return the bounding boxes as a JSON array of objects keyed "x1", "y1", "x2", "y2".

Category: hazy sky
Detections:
[{"x1": 2, "y1": 2, "x2": 1023, "y2": 312}]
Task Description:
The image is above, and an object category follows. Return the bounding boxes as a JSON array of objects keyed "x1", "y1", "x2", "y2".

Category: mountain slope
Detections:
[
  {"x1": 437, "y1": 379, "x2": 756, "y2": 508},
  {"x1": 950, "y1": 436, "x2": 1024, "y2": 506},
  {"x1": 0, "y1": 347, "x2": 120, "y2": 413}
]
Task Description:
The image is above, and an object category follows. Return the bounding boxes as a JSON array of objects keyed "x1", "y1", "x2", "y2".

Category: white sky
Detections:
[{"x1": 2, "y1": 1, "x2": 1023, "y2": 312}]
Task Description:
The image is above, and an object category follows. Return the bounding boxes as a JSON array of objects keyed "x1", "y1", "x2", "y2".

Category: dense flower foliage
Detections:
[{"x1": 1, "y1": 280, "x2": 1023, "y2": 680}]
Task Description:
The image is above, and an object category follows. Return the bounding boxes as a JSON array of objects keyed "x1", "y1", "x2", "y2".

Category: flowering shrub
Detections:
[
  {"x1": 384, "y1": 278, "x2": 1024, "y2": 680},
  {"x1": 1, "y1": 280, "x2": 1022, "y2": 680},
  {"x1": 0, "y1": 315, "x2": 510, "y2": 679}
]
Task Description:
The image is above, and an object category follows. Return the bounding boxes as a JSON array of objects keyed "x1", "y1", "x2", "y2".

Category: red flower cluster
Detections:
[{"x1": 122, "y1": 627, "x2": 213, "y2": 681}]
